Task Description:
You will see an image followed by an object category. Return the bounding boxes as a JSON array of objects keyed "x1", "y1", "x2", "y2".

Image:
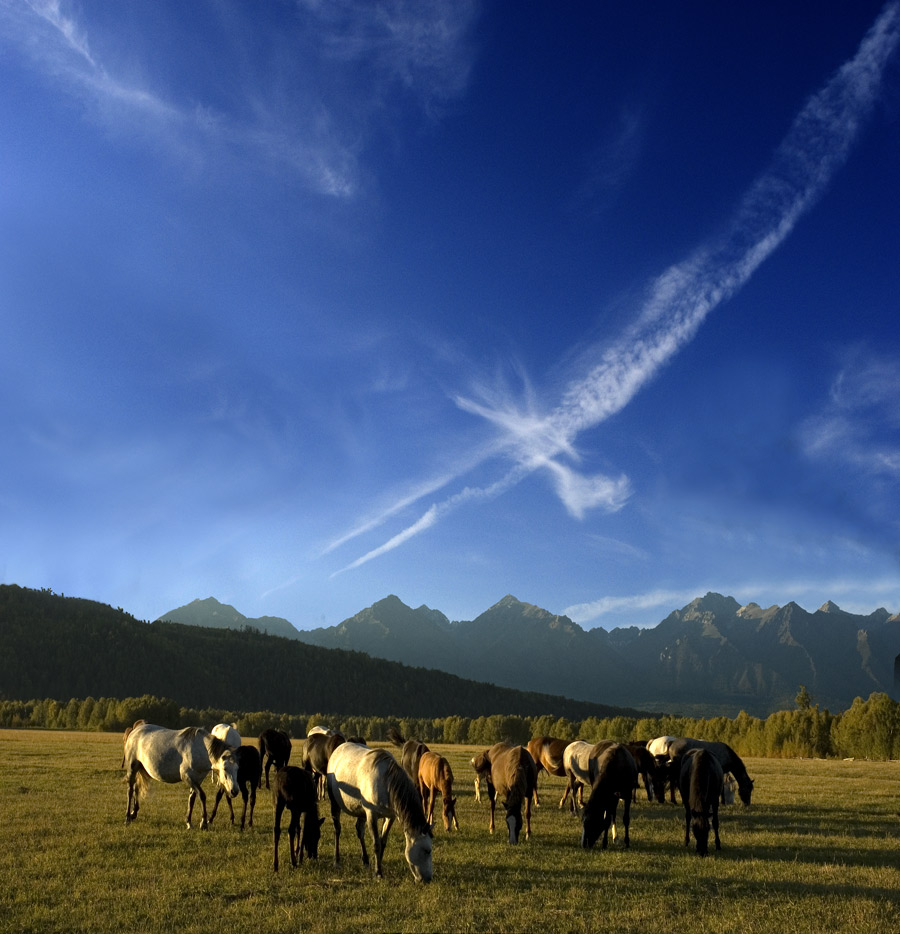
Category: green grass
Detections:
[{"x1": 1, "y1": 730, "x2": 899, "y2": 933}]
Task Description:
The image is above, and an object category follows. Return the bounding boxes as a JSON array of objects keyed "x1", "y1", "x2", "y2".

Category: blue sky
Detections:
[{"x1": 2, "y1": 1, "x2": 899, "y2": 632}]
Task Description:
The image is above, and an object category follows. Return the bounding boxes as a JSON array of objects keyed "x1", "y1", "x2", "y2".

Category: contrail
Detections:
[{"x1": 333, "y1": 2, "x2": 900, "y2": 574}]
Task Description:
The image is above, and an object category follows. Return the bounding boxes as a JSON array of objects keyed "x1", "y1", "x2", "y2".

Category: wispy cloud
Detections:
[
  {"x1": 332, "y1": 1, "x2": 900, "y2": 572},
  {"x1": 801, "y1": 347, "x2": 900, "y2": 479},
  {"x1": 2, "y1": 0, "x2": 478, "y2": 196}
]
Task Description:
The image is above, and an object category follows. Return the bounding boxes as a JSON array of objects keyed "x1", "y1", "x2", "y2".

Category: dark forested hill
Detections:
[{"x1": 0, "y1": 585, "x2": 648, "y2": 719}]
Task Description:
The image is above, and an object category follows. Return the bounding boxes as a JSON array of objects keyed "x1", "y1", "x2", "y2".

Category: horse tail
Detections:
[{"x1": 387, "y1": 726, "x2": 405, "y2": 748}]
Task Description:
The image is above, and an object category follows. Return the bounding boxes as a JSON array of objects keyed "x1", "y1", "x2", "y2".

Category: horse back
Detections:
[
  {"x1": 593, "y1": 743, "x2": 638, "y2": 792},
  {"x1": 492, "y1": 745, "x2": 536, "y2": 799}
]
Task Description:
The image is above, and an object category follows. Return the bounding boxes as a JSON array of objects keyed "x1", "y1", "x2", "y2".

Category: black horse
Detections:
[
  {"x1": 272, "y1": 766, "x2": 324, "y2": 871},
  {"x1": 581, "y1": 743, "x2": 638, "y2": 850},
  {"x1": 258, "y1": 729, "x2": 292, "y2": 789},
  {"x1": 209, "y1": 744, "x2": 261, "y2": 830},
  {"x1": 679, "y1": 748, "x2": 724, "y2": 856}
]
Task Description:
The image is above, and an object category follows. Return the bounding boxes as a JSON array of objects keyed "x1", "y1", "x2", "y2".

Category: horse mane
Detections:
[
  {"x1": 378, "y1": 750, "x2": 429, "y2": 835},
  {"x1": 205, "y1": 734, "x2": 231, "y2": 760},
  {"x1": 178, "y1": 726, "x2": 204, "y2": 740}
]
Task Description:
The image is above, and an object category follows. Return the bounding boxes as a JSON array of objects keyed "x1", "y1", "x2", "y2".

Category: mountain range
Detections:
[
  {"x1": 161, "y1": 592, "x2": 900, "y2": 715},
  {"x1": 0, "y1": 584, "x2": 640, "y2": 720}
]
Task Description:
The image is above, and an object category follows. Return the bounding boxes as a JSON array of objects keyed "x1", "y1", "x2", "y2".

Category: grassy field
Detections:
[{"x1": 1, "y1": 729, "x2": 899, "y2": 934}]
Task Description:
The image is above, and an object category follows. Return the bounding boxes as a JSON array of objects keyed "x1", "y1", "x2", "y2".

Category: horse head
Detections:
[
  {"x1": 442, "y1": 795, "x2": 458, "y2": 832},
  {"x1": 301, "y1": 816, "x2": 325, "y2": 860},
  {"x1": 404, "y1": 828, "x2": 433, "y2": 883},
  {"x1": 504, "y1": 802, "x2": 523, "y2": 844},
  {"x1": 214, "y1": 748, "x2": 241, "y2": 798},
  {"x1": 738, "y1": 776, "x2": 754, "y2": 806}
]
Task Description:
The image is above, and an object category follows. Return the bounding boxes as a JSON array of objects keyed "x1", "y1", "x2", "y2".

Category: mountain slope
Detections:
[
  {"x1": 0, "y1": 584, "x2": 645, "y2": 720},
  {"x1": 158, "y1": 597, "x2": 300, "y2": 640}
]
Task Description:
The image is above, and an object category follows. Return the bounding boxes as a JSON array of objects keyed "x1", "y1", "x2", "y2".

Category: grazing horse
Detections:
[
  {"x1": 625, "y1": 742, "x2": 665, "y2": 803},
  {"x1": 388, "y1": 727, "x2": 430, "y2": 787},
  {"x1": 211, "y1": 722, "x2": 241, "y2": 749},
  {"x1": 471, "y1": 743, "x2": 537, "y2": 844},
  {"x1": 562, "y1": 740, "x2": 614, "y2": 814},
  {"x1": 418, "y1": 751, "x2": 459, "y2": 831},
  {"x1": 679, "y1": 748, "x2": 723, "y2": 855},
  {"x1": 123, "y1": 723, "x2": 239, "y2": 829},
  {"x1": 581, "y1": 743, "x2": 638, "y2": 850},
  {"x1": 667, "y1": 738, "x2": 754, "y2": 805},
  {"x1": 526, "y1": 736, "x2": 570, "y2": 808},
  {"x1": 304, "y1": 730, "x2": 346, "y2": 799},
  {"x1": 272, "y1": 766, "x2": 324, "y2": 871},
  {"x1": 258, "y1": 729, "x2": 292, "y2": 789},
  {"x1": 209, "y1": 745, "x2": 261, "y2": 830},
  {"x1": 328, "y1": 743, "x2": 433, "y2": 882}
]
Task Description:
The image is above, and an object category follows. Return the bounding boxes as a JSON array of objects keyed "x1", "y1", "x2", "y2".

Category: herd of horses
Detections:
[{"x1": 121, "y1": 722, "x2": 755, "y2": 881}]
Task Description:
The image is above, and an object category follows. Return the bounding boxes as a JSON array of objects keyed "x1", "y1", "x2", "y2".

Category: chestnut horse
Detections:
[
  {"x1": 526, "y1": 735, "x2": 570, "y2": 808},
  {"x1": 471, "y1": 743, "x2": 537, "y2": 844},
  {"x1": 388, "y1": 727, "x2": 430, "y2": 788},
  {"x1": 417, "y1": 750, "x2": 459, "y2": 831}
]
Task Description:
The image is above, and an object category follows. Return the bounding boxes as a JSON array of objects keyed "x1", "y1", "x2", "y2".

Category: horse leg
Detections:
[
  {"x1": 273, "y1": 799, "x2": 284, "y2": 871},
  {"x1": 712, "y1": 801, "x2": 721, "y2": 851},
  {"x1": 186, "y1": 788, "x2": 197, "y2": 829},
  {"x1": 558, "y1": 783, "x2": 570, "y2": 810},
  {"x1": 355, "y1": 814, "x2": 370, "y2": 868},
  {"x1": 378, "y1": 816, "x2": 395, "y2": 858},
  {"x1": 683, "y1": 800, "x2": 691, "y2": 847},
  {"x1": 366, "y1": 812, "x2": 384, "y2": 878},
  {"x1": 488, "y1": 784, "x2": 496, "y2": 834},
  {"x1": 125, "y1": 767, "x2": 138, "y2": 823},
  {"x1": 524, "y1": 794, "x2": 532, "y2": 840},
  {"x1": 609, "y1": 799, "x2": 618, "y2": 844},
  {"x1": 208, "y1": 787, "x2": 224, "y2": 825},
  {"x1": 241, "y1": 785, "x2": 252, "y2": 831},
  {"x1": 329, "y1": 798, "x2": 342, "y2": 867},
  {"x1": 289, "y1": 807, "x2": 301, "y2": 867}
]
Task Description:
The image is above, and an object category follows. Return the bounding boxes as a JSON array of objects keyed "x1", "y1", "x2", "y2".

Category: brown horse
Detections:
[
  {"x1": 304, "y1": 730, "x2": 345, "y2": 799},
  {"x1": 526, "y1": 736, "x2": 570, "y2": 808},
  {"x1": 581, "y1": 743, "x2": 638, "y2": 850},
  {"x1": 258, "y1": 729, "x2": 292, "y2": 789},
  {"x1": 418, "y1": 751, "x2": 459, "y2": 831},
  {"x1": 388, "y1": 727, "x2": 429, "y2": 787},
  {"x1": 471, "y1": 743, "x2": 537, "y2": 843},
  {"x1": 679, "y1": 748, "x2": 723, "y2": 855}
]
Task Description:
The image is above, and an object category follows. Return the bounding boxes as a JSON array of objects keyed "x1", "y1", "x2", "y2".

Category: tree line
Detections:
[{"x1": 1, "y1": 688, "x2": 898, "y2": 760}]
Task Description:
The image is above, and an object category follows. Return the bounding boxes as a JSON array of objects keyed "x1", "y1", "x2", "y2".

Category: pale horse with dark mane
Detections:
[
  {"x1": 327, "y1": 742, "x2": 433, "y2": 882},
  {"x1": 123, "y1": 723, "x2": 240, "y2": 829}
]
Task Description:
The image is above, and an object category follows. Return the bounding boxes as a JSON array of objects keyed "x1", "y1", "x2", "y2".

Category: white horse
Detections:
[
  {"x1": 562, "y1": 740, "x2": 617, "y2": 814},
  {"x1": 327, "y1": 742, "x2": 433, "y2": 882},
  {"x1": 123, "y1": 723, "x2": 240, "y2": 829},
  {"x1": 211, "y1": 722, "x2": 242, "y2": 749},
  {"x1": 646, "y1": 735, "x2": 677, "y2": 758}
]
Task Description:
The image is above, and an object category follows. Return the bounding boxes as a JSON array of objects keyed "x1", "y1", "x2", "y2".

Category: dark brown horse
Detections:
[
  {"x1": 526, "y1": 736, "x2": 570, "y2": 808},
  {"x1": 304, "y1": 730, "x2": 346, "y2": 799},
  {"x1": 679, "y1": 748, "x2": 723, "y2": 855},
  {"x1": 668, "y1": 737, "x2": 754, "y2": 806},
  {"x1": 471, "y1": 743, "x2": 537, "y2": 844},
  {"x1": 258, "y1": 729, "x2": 292, "y2": 789},
  {"x1": 625, "y1": 741, "x2": 665, "y2": 803},
  {"x1": 581, "y1": 743, "x2": 638, "y2": 850},
  {"x1": 388, "y1": 727, "x2": 430, "y2": 787},
  {"x1": 272, "y1": 766, "x2": 324, "y2": 871},
  {"x1": 417, "y1": 750, "x2": 459, "y2": 831},
  {"x1": 209, "y1": 744, "x2": 261, "y2": 830}
]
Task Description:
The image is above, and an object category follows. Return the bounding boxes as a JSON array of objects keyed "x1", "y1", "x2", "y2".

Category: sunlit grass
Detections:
[{"x1": 1, "y1": 730, "x2": 898, "y2": 933}]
